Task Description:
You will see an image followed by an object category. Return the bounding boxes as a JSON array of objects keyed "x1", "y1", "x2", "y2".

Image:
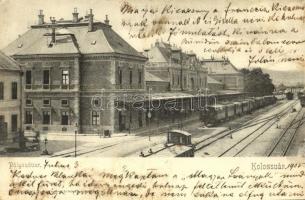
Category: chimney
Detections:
[
  {"x1": 38, "y1": 10, "x2": 44, "y2": 25},
  {"x1": 104, "y1": 15, "x2": 110, "y2": 25},
  {"x1": 72, "y1": 7, "x2": 79, "y2": 23},
  {"x1": 50, "y1": 17, "x2": 56, "y2": 43},
  {"x1": 88, "y1": 9, "x2": 94, "y2": 32}
]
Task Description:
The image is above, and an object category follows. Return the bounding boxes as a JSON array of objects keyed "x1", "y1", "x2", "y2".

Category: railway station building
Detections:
[
  {"x1": 0, "y1": 51, "x2": 22, "y2": 142},
  {"x1": 202, "y1": 58, "x2": 244, "y2": 92},
  {"x1": 2, "y1": 9, "x2": 147, "y2": 134}
]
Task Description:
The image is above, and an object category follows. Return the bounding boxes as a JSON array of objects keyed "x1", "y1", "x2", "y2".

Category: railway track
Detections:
[
  {"x1": 194, "y1": 101, "x2": 298, "y2": 153},
  {"x1": 267, "y1": 110, "x2": 305, "y2": 156},
  {"x1": 216, "y1": 104, "x2": 303, "y2": 157},
  {"x1": 51, "y1": 142, "x2": 121, "y2": 157},
  {"x1": 51, "y1": 100, "x2": 299, "y2": 158},
  {"x1": 51, "y1": 134, "x2": 163, "y2": 157}
]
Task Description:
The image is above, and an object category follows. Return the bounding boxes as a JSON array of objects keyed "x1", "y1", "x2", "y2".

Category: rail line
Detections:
[
  {"x1": 50, "y1": 134, "x2": 163, "y2": 157},
  {"x1": 51, "y1": 101, "x2": 299, "y2": 158},
  {"x1": 194, "y1": 101, "x2": 298, "y2": 153},
  {"x1": 267, "y1": 110, "x2": 305, "y2": 156},
  {"x1": 217, "y1": 104, "x2": 303, "y2": 157}
]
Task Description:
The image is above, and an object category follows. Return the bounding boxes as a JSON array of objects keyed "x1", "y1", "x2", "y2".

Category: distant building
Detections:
[
  {"x1": 207, "y1": 76, "x2": 224, "y2": 93},
  {"x1": 0, "y1": 51, "x2": 21, "y2": 142},
  {"x1": 145, "y1": 72, "x2": 169, "y2": 92},
  {"x1": 3, "y1": 9, "x2": 147, "y2": 134},
  {"x1": 144, "y1": 41, "x2": 208, "y2": 93},
  {"x1": 202, "y1": 59, "x2": 244, "y2": 91}
]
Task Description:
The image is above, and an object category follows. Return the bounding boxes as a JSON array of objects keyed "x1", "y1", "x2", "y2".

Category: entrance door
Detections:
[
  {"x1": 119, "y1": 111, "x2": 125, "y2": 131},
  {"x1": 0, "y1": 116, "x2": 7, "y2": 142},
  {"x1": 11, "y1": 114, "x2": 18, "y2": 132},
  {"x1": 138, "y1": 111, "x2": 143, "y2": 128}
]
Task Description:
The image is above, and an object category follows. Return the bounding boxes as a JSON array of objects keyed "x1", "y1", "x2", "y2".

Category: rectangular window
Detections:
[
  {"x1": 43, "y1": 99, "x2": 50, "y2": 106},
  {"x1": 25, "y1": 111, "x2": 33, "y2": 124},
  {"x1": 12, "y1": 82, "x2": 18, "y2": 99},
  {"x1": 0, "y1": 82, "x2": 3, "y2": 100},
  {"x1": 61, "y1": 111, "x2": 69, "y2": 125},
  {"x1": 42, "y1": 111, "x2": 50, "y2": 124},
  {"x1": 129, "y1": 70, "x2": 133, "y2": 85},
  {"x1": 25, "y1": 70, "x2": 32, "y2": 89},
  {"x1": 26, "y1": 99, "x2": 32, "y2": 106},
  {"x1": 138, "y1": 71, "x2": 142, "y2": 84},
  {"x1": 119, "y1": 69, "x2": 122, "y2": 85},
  {"x1": 92, "y1": 111, "x2": 100, "y2": 125},
  {"x1": 43, "y1": 70, "x2": 50, "y2": 89},
  {"x1": 0, "y1": 115, "x2": 4, "y2": 123},
  {"x1": 11, "y1": 114, "x2": 18, "y2": 132},
  {"x1": 62, "y1": 70, "x2": 69, "y2": 89},
  {"x1": 61, "y1": 99, "x2": 69, "y2": 106}
]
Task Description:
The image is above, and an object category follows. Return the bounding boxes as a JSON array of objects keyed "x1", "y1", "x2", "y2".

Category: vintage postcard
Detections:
[{"x1": 0, "y1": 0, "x2": 304, "y2": 199}]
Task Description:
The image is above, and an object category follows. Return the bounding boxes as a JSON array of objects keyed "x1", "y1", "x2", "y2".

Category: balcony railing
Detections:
[
  {"x1": 25, "y1": 84, "x2": 75, "y2": 90},
  {"x1": 114, "y1": 84, "x2": 143, "y2": 90}
]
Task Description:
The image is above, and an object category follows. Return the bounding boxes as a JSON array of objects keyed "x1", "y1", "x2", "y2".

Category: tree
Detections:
[
  {"x1": 277, "y1": 83, "x2": 287, "y2": 92},
  {"x1": 241, "y1": 67, "x2": 275, "y2": 96}
]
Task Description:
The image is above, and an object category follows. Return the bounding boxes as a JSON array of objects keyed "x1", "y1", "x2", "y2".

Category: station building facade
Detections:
[
  {"x1": 3, "y1": 9, "x2": 147, "y2": 134},
  {"x1": 0, "y1": 51, "x2": 22, "y2": 142},
  {"x1": 202, "y1": 59, "x2": 244, "y2": 92}
]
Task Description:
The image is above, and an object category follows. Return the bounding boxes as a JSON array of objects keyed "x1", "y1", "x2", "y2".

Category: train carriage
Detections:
[
  {"x1": 248, "y1": 98, "x2": 255, "y2": 112},
  {"x1": 254, "y1": 97, "x2": 264, "y2": 109},
  {"x1": 299, "y1": 95, "x2": 305, "y2": 107},
  {"x1": 241, "y1": 100, "x2": 250, "y2": 113},
  {"x1": 226, "y1": 103, "x2": 235, "y2": 119},
  {"x1": 286, "y1": 92, "x2": 294, "y2": 100},
  {"x1": 234, "y1": 102, "x2": 243, "y2": 116},
  {"x1": 143, "y1": 130, "x2": 195, "y2": 157},
  {"x1": 297, "y1": 92, "x2": 304, "y2": 99}
]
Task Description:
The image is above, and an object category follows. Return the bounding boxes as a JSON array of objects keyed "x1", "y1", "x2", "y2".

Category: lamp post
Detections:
[
  {"x1": 180, "y1": 108, "x2": 184, "y2": 129},
  {"x1": 147, "y1": 110, "x2": 151, "y2": 141},
  {"x1": 148, "y1": 87, "x2": 152, "y2": 141},
  {"x1": 74, "y1": 122, "x2": 78, "y2": 157},
  {"x1": 128, "y1": 101, "x2": 132, "y2": 135},
  {"x1": 41, "y1": 135, "x2": 49, "y2": 155}
]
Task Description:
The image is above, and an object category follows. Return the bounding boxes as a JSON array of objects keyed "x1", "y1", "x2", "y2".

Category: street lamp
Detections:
[
  {"x1": 147, "y1": 110, "x2": 152, "y2": 141},
  {"x1": 148, "y1": 87, "x2": 152, "y2": 141},
  {"x1": 129, "y1": 104, "x2": 132, "y2": 135},
  {"x1": 41, "y1": 135, "x2": 49, "y2": 155},
  {"x1": 180, "y1": 108, "x2": 184, "y2": 129},
  {"x1": 74, "y1": 122, "x2": 78, "y2": 157}
]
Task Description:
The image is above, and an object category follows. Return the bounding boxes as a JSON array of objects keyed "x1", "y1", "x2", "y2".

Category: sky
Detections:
[{"x1": 0, "y1": 0, "x2": 304, "y2": 72}]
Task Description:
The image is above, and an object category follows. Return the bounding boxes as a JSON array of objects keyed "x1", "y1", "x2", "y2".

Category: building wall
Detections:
[
  {"x1": 15, "y1": 56, "x2": 80, "y2": 134},
  {"x1": 146, "y1": 81, "x2": 169, "y2": 92},
  {"x1": 208, "y1": 83, "x2": 224, "y2": 93},
  {"x1": 79, "y1": 55, "x2": 146, "y2": 134},
  {"x1": 0, "y1": 70, "x2": 21, "y2": 141},
  {"x1": 209, "y1": 74, "x2": 244, "y2": 91}
]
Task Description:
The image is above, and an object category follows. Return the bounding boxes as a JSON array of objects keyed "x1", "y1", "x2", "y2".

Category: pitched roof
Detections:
[
  {"x1": 0, "y1": 51, "x2": 20, "y2": 71},
  {"x1": 207, "y1": 76, "x2": 223, "y2": 85},
  {"x1": 202, "y1": 59, "x2": 241, "y2": 74},
  {"x1": 145, "y1": 72, "x2": 168, "y2": 82},
  {"x1": 3, "y1": 23, "x2": 145, "y2": 58}
]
